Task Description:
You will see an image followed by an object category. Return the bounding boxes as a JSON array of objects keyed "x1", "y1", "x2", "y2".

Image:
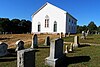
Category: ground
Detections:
[{"x1": 0, "y1": 34, "x2": 100, "y2": 67}]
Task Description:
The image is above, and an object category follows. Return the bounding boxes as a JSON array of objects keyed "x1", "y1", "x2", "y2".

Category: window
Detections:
[
  {"x1": 74, "y1": 22, "x2": 76, "y2": 25},
  {"x1": 72, "y1": 20, "x2": 73, "y2": 24},
  {"x1": 45, "y1": 15, "x2": 49, "y2": 28},
  {"x1": 38, "y1": 22, "x2": 41, "y2": 32},
  {"x1": 53, "y1": 21, "x2": 57, "y2": 32},
  {"x1": 69, "y1": 18, "x2": 70, "y2": 22}
]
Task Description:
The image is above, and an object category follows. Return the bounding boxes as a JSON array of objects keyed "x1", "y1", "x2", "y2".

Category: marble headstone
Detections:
[
  {"x1": 73, "y1": 36, "x2": 80, "y2": 47},
  {"x1": 65, "y1": 45, "x2": 69, "y2": 53},
  {"x1": 45, "y1": 38, "x2": 64, "y2": 67},
  {"x1": 81, "y1": 31, "x2": 86, "y2": 39},
  {"x1": 0, "y1": 42, "x2": 9, "y2": 56},
  {"x1": 17, "y1": 48, "x2": 35, "y2": 67},
  {"x1": 60, "y1": 32, "x2": 63, "y2": 38},
  {"x1": 69, "y1": 43, "x2": 73, "y2": 52},
  {"x1": 31, "y1": 34, "x2": 38, "y2": 48},
  {"x1": 44, "y1": 36, "x2": 50, "y2": 46},
  {"x1": 68, "y1": 32, "x2": 70, "y2": 37},
  {"x1": 15, "y1": 40, "x2": 24, "y2": 51}
]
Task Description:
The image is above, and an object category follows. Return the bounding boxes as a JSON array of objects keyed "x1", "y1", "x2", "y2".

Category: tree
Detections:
[
  {"x1": 77, "y1": 25, "x2": 88, "y2": 33},
  {"x1": 87, "y1": 21, "x2": 97, "y2": 34},
  {"x1": 0, "y1": 18, "x2": 10, "y2": 32},
  {"x1": 11, "y1": 19, "x2": 21, "y2": 33}
]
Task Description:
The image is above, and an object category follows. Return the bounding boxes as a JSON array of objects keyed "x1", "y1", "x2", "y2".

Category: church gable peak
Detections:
[{"x1": 32, "y1": 2, "x2": 66, "y2": 17}]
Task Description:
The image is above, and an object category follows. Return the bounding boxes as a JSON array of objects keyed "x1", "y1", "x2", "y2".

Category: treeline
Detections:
[
  {"x1": 0, "y1": 18, "x2": 31, "y2": 34},
  {"x1": 77, "y1": 21, "x2": 100, "y2": 34}
]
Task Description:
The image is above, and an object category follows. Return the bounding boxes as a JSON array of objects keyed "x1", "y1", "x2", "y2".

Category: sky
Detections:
[{"x1": 0, "y1": 0, "x2": 100, "y2": 26}]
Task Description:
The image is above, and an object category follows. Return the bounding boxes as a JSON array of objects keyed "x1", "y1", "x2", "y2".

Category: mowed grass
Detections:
[
  {"x1": 0, "y1": 34, "x2": 100, "y2": 67},
  {"x1": 0, "y1": 44, "x2": 100, "y2": 67},
  {"x1": 63, "y1": 34, "x2": 100, "y2": 44}
]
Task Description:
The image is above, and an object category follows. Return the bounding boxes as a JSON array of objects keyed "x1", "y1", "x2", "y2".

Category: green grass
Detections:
[
  {"x1": 0, "y1": 34, "x2": 100, "y2": 67},
  {"x1": 0, "y1": 45, "x2": 100, "y2": 67},
  {"x1": 67, "y1": 45, "x2": 100, "y2": 67},
  {"x1": 63, "y1": 34, "x2": 100, "y2": 44}
]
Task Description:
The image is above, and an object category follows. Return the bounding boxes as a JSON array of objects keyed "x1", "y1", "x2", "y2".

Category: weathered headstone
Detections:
[
  {"x1": 68, "y1": 32, "x2": 70, "y2": 37},
  {"x1": 87, "y1": 30, "x2": 89, "y2": 35},
  {"x1": 69, "y1": 43, "x2": 73, "y2": 52},
  {"x1": 45, "y1": 38, "x2": 64, "y2": 67},
  {"x1": 81, "y1": 31, "x2": 86, "y2": 39},
  {"x1": 44, "y1": 36, "x2": 50, "y2": 46},
  {"x1": 15, "y1": 40, "x2": 24, "y2": 51},
  {"x1": 0, "y1": 42, "x2": 9, "y2": 56},
  {"x1": 17, "y1": 48, "x2": 35, "y2": 67},
  {"x1": 31, "y1": 34, "x2": 38, "y2": 48},
  {"x1": 60, "y1": 32, "x2": 63, "y2": 38},
  {"x1": 65, "y1": 45, "x2": 69, "y2": 53},
  {"x1": 95, "y1": 31, "x2": 98, "y2": 34},
  {"x1": 73, "y1": 36, "x2": 80, "y2": 47}
]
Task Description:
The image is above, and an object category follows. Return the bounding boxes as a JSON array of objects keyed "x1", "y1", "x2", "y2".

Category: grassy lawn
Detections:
[
  {"x1": 0, "y1": 34, "x2": 100, "y2": 67},
  {"x1": 0, "y1": 45, "x2": 100, "y2": 67},
  {"x1": 63, "y1": 34, "x2": 100, "y2": 44}
]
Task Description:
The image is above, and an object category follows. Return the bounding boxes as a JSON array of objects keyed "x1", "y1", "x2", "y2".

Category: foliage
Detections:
[
  {"x1": 0, "y1": 18, "x2": 31, "y2": 34},
  {"x1": 87, "y1": 21, "x2": 97, "y2": 34},
  {"x1": 77, "y1": 25, "x2": 88, "y2": 33},
  {"x1": 77, "y1": 21, "x2": 99, "y2": 34},
  {"x1": 63, "y1": 34, "x2": 100, "y2": 44}
]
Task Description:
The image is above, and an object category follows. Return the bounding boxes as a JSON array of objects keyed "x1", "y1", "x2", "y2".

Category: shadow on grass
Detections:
[
  {"x1": 0, "y1": 38, "x2": 11, "y2": 40},
  {"x1": 56, "y1": 55, "x2": 91, "y2": 67},
  {"x1": 0, "y1": 58, "x2": 16, "y2": 62},
  {"x1": 85, "y1": 38, "x2": 94, "y2": 40},
  {"x1": 79, "y1": 44, "x2": 90, "y2": 48},
  {"x1": 0, "y1": 49, "x2": 17, "y2": 62}
]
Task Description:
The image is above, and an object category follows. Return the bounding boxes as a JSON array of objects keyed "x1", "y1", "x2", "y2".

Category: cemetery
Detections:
[{"x1": 0, "y1": 34, "x2": 99, "y2": 67}]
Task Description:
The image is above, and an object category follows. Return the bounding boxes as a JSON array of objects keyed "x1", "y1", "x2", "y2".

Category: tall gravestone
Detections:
[
  {"x1": 68, "y1": 32, "x2": 70, "y2": 37},
  {"x1": 31, "y1": 34, "x2": 38, "y2": 48},
  {"x1": 45, "y1": 38, "x2": 64, "y2": 67},
  {"x1": 0, "y1": 42, "x2": 9, "y2": 56},
  {"x1": 65, "y1": 45, "x2": 69, "y2": 53},
  {"x1": 81, "y1": 31, "x2": 86, "y2": 39},
  {"x1": 15, "y1": 40, "x2": 24, "y2": 51},
  {"x1": 73, "y1": 36, "x2": 80, "y2": 47},
  {"x1": 69, "y1": 43, "x2": 73, "y2": 52},
  {"x1": 17, "y1": 48, "x2": 35, "y2": 67},
  {"x1": 44, "y1": 36, "x2": 50, "y2": 46},
  {"x1": 60, "y1": 32, "x2": 63, "y2": 38}
]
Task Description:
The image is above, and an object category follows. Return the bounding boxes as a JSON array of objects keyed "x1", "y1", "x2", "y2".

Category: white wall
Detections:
[{"x1": 32, "y1": 3, "x2": 66, "y2": 34}]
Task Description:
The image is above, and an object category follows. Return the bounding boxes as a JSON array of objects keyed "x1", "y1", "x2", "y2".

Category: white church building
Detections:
[{"x1": 31, "y1": 2, "x2": 77, "y2": 35}]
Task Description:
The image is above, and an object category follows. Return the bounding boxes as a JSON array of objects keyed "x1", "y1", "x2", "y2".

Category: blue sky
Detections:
[{"x1": 0, "y1": 0, "x2": 100, "y2": 26}]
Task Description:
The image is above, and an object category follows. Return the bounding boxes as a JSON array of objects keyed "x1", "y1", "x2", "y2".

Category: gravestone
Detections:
[
  {"x1": 69, "y1": 43, "x2": 73, "y2": 52},
  {"x1": 95, "y1": 31, "x2": 98, "y2": 34},
  {"x1": 87, "y1": 30, "x2": 89, "y2": 35},
  {"x1": 81, "y1": 31, "x2": 86, "y2": 39},
  {"x1": 15, "y1": 40, "x2": 24, "y2": 51},
  {"x1": 45, "y1": 38, "x2": 64, "y2": 67},
  {"x1": 0, "y1": 42, "x2": 9, "y2": 56},
  {"x1": 60, "y1": 32, "x2": 63, "y2": 38},
  {"x1": 17, "y1": 48, "x2": 35, "y2": 67},
  {"x1": 31, "y1": 34, "x2": 38, "y2": 48},
  {"x1": 68, "y1": 32, "x2": 70, "y2": 37},
  {"x1": 73, "y1": 36, "x2": 80, "y2": 47},
  {"x1": 65, "y1": 45, "x2": 69, "y2": 53},
  {"x1": 44, "y1": 36, "x2": 50, "y2": 46}
]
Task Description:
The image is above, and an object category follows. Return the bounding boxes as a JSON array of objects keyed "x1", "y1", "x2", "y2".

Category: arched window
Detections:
[
  {"x1": 38, "y1": 22, "x2": 41, "y2": 32},
  {"x1": 53, "y1": 21, "x2": 57, "y2": 32},
  {"x1": 45, "y1": 15, "x2": 49, "y2": 28}
]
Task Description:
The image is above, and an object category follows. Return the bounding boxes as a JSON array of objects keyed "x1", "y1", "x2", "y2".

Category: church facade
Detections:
[{"x1": 31, "y1": 2, "x2": 77, "y2": 35}]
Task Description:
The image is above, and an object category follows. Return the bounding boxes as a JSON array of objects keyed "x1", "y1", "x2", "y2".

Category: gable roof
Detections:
[
  {"x1": 32, "y1": 2, "x2": 77, "y2": 21},
  {"x1": 32, "y1": 2, "x2": 66, "y2": 17}
]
